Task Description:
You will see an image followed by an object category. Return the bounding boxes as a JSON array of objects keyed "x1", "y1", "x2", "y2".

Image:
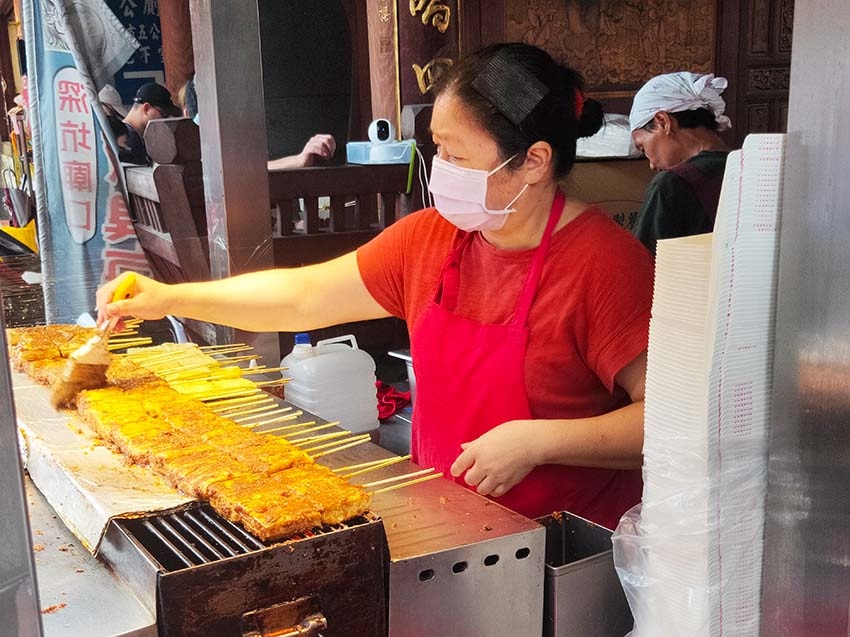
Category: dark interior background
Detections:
[{"x1": 258, "y1": 0, "x2": 351, "y2": 162}]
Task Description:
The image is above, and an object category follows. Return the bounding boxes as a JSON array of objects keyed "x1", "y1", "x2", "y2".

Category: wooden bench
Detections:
[{"x1": 124, "y1": 118, "x2": 411, "y2": 354}]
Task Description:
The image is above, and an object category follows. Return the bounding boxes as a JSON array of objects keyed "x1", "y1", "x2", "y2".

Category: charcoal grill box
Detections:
[
  {"x1": 537, "y1": 512, "x2": 633, "y2": 637},
  {"x1": 100, "y1": 505, "x2": 388, "y2": 636}
]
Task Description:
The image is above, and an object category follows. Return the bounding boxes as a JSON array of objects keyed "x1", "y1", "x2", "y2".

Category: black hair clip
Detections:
[{"x1": 471, "y1": 52, "x2": 549, "y2": 126}]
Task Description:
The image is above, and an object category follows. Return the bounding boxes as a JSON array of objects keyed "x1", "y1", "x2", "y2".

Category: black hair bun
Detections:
[{"x1": 577, "y1": 97, "x2": 604, "y2": 139}]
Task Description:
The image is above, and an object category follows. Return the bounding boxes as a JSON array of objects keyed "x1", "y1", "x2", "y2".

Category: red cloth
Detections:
[
  {"x1": 357, "y1": 204, "x2": 653, "y2": 528},
  {"x1": 375, "y1": 381, "x2": 410, "y2": 421}
]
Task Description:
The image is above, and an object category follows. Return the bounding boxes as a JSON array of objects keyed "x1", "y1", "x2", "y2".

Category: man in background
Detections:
[{"x1": 120, "y1": 82, "x2": 181, "y2": 165}]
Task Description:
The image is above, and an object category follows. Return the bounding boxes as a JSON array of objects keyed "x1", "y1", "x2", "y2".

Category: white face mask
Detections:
[{"x1": 429, "y1": 155, "x2": 529, "y2": 232}]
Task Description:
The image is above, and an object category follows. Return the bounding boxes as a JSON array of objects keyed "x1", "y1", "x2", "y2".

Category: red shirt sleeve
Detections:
[
  {"x1": 356, "y1": 209, "x2": 455, "y2": 327},
  {"x1": 582, "y1": 218, "x2": 654, "y2": 391}
]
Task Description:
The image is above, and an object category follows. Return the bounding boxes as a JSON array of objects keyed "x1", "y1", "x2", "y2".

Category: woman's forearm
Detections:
[
  {"x1": 160, "y1": 253, "x2": 389, "y2": 332},
  {"x1": 531, "y1": 401, "x2": 645, "y2": 470},
  {"x1": 167, "y1": 270, "x2": 310, "y2": 331}
]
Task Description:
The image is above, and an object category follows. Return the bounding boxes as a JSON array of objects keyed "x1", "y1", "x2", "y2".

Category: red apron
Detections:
[{"x1": 412, "y1": 190, "x2": 584, "y2": 519}]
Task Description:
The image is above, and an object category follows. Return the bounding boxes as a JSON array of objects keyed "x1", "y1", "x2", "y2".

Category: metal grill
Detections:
[{"x1": 116, "y1": 505, "x2": 371, "y2": 572}]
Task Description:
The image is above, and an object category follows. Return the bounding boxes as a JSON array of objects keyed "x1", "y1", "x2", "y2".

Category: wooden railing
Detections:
[{"x1": 124, "y1": 118, "x2": 412, "y2": 353}]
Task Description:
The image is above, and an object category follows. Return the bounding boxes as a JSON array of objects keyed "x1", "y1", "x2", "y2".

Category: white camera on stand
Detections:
[
  {"x1": 348, "y1": 118, "x2": 413, "y2": 165},
  {"x1": 368, "y1": 118, "x2": 396, "y2": 144}
]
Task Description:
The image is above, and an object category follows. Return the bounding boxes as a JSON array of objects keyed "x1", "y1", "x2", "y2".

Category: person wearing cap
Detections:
[
  {"x1": 120, "y1": 82, "x2": 181, "y2": 165},
  {"x1": 629, "y1": 72, "x2": 732, "y2": 255},
  {"x1": 96, "y1": 43, "x2": 653, "y2": 530}
]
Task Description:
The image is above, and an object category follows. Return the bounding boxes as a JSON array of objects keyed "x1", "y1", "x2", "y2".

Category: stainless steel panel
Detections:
[
  {"x1": 539, "y1": 513, "x2": 631, "y2": 637},
  {"x1": 388, "y1": 527, "x2": 544, "y2": 637},
  {"x1": 318, "y1": 435, "x2": 546, "y2": 636},
  {"x1": 0, "y1": 305, "x2": 42, "y2": 636},
  {"x1": 27, "y1": 480, "x2": 156, "y2": 636},
  {"x1": 761, "y1": 2, "x2": 850, "y2": 634}
]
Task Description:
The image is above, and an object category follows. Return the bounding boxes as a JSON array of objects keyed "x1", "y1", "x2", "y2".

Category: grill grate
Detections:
[{"x1": 118, "y1": 504, "x2": 370, "y2": 573}]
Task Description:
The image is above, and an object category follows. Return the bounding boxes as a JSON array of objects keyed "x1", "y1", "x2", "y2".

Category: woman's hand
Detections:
[
  {"x1": 96, "y1": 272, "x2": 173, "y2": 329},
  {"x1": 450, "y1": 420, "x2": 542, "y2": 498}
]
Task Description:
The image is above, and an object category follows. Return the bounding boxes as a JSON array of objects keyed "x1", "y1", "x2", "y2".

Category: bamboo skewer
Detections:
[
  {"x1": 255, "y1": 379, "x2": 287, "y2": 388},
  {"x1": 214, "y1": 354, "x2": 262, "y2": 365},
  {"x1": 336, "y1": 454, "x2": 412, "y2": 478},
  {"x1": 240, "y1": 366, "x2": 287, "y2": 376},
  {"x1": 334, "y1": 454, "x2": 409, "y2": 474},
  {"x1": 199, "y1": 343, "x2": 248, "y2": 350},
  {"x1": 306, "y1": 434, "x2": 372, "y2": 457},
  {"x1": 216, "y1": 402, "x2": 279, "y2": 418},
  {"x1": 289, "y1": 431, "x2": 350, "y2": 447},
  {"x1": 195, "y1": 388, "x2": 262, "y2": 402},
  {"x1": 154, "y1": 359, "x2": 229, "y2": 376},
  {"x1": 240, "y1": 411, "x2": 303, "y2": 428},
  {"x1": 209, "y1": 395, "x2": 276, "y2": 410},
  {"x1": 310, "y1": 437, "x2": 372, "y2": 459},
  {"x1": 165, "y1": 366, "x2": 287, "y2": 384},
  {"x1": 301, "y1": 433, "x2": 370, "y2": 454},
  {"x1": 361, "y1": 467, "x2": 435, "y2": 489},
  {"x1": 107, "y1": 335, "x2": 150, "y2": 343},
  {"x1": 165, "y1": 370, "x2": 232, "y2": 384},
  {"x1": 124, "y1": 342, "x2": 199, "y2": 356},
  {"x1": 282, "y1": 422, "x2": 341, "y2": 439},
  {"x1": 369, "y1": 472, "x2": 444, "y2": 495},
  {"x1": 257, "y1": 420, "x2": 317, "y2": 435},
  {"x1": 108, "y1": 338, "x2": 153, "y2": 350},
  {"x1": 195, "y1": 344, "x2": 254, "y2": 356},
  {"x1": 157, "y1": 358, "x2": 265, "y2": 380},
  {"x1": 111, "y1": 329, "x2": 141, "y2": 337},
  {"x1": 232, "y1": 407, "x2": 292, "y2": 423}
]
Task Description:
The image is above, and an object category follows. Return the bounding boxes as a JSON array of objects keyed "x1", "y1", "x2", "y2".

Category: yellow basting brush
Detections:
[{"x1": 50, "y1": 274, "x2": 137, "y2": 408}]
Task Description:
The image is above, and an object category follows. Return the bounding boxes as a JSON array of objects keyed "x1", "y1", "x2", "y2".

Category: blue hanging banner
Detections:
[
  {"x1": 105, "y1": 0, "x2": 165, "y2": 104},
  {"x1": 23, "y1": 0, "x2": 151, "y2": 323}
]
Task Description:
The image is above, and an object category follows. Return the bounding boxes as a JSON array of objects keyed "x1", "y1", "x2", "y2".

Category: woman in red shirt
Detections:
[{"x1": 97, "y1": 43, "x2": 653, "y2": 529}]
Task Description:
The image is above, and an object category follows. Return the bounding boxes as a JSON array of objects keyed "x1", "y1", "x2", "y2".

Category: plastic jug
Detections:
[{"x1": 281, "y1": 333, "x2": 379, "y2": 433}]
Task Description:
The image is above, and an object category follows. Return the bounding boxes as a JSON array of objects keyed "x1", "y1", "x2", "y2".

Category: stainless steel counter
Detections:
[
  {"x1": 26, "y1": 478, "x2": 155, "y2": 636},
  {"x1": 15, "y1": 371, "x2": 544, "y2": 636}
]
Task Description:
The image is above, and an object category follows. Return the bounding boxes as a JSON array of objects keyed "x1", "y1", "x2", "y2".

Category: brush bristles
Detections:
[{"x1": 49, "y1": 360, "x2": 110, "y2": 409}]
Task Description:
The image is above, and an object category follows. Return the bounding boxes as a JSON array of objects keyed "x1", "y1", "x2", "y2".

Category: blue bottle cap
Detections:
[{"x1": 294, "y1": 333, "x2": 311, "y2": 345}]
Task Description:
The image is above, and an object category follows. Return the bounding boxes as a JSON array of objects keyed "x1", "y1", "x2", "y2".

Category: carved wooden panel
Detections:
[
  {"x1": 503, "y1": 0, "x2": 717, "y2": 107},
  {"x1": 750, "y1": 0, "x2": 770, "y2": 55},
  {"x1": 717, "y1": 0, "x2": 794, "y2": 147},
  {"x1": 778, "y1": 0, "x2": 794, "y2": 53},
  {"x1": 383, "y1": 0, "x2": 795, "y2": 145},
  {"x1": 746, "y1": 102, "x2": 770, "y2": 133}
]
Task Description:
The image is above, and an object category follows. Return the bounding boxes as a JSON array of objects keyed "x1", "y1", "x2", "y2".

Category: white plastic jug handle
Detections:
[{"x1": 316, "y1": 334, "x2": 359, "y2": 350}]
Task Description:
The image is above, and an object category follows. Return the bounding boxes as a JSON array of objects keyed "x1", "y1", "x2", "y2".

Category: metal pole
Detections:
[
  {"x1": 188, "y1": 0, "x2": 280, "y2": 365},
  {"x1": 0, "y1": 296, "x2": 43, "y2": 636}
]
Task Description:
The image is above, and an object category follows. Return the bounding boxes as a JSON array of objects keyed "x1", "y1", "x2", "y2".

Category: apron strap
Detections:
[
  {"x1": 512, "y1": 189, "x2": 565, "y2": 325},
  {"x1": 437, "y1": 190, "x2": 565, "y2": 318},
  {"x1": 436, "y1": 230, "x2": 475, "y2": 312}
]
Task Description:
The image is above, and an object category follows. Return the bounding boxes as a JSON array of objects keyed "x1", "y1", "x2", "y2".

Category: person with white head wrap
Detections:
[
  {"x1": 629, "y1": 71, "x2": 733, "y2": 255},
  {"x1": 629, "y1": 72, "x2": 731, "y2": 133}
]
